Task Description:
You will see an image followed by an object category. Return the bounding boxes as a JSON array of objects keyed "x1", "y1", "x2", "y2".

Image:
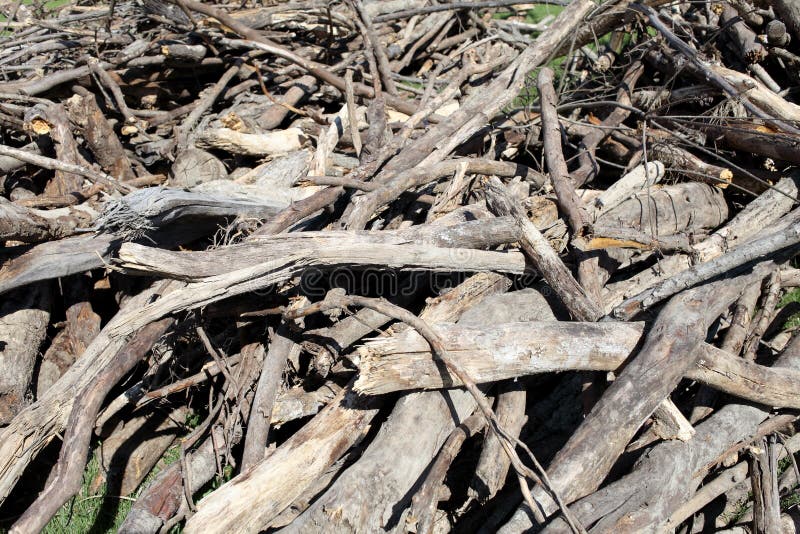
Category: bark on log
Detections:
[{"x1": 0, "y1": 284, "x2": 50, "y2": 424}]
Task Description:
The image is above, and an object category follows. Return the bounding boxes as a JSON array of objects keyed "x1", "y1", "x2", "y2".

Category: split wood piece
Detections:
[
  {"x1": 0, "y1": 285, "x2": 50, "y2": 425},
  {"x1": 537, "y1": 67, "x2": 588, "y2": 235},
  {"x1": 24, "y1": 102, "x2": 86, "y2": 196},
  {"x1": 612, "y1": 218, "x2": 800, "y2": 320},
  {"x1": 650, "y1": 398, "x2": 695, "y2": 442},
  {"x1": 536, "y1": 333, "x2": 800, "y2": 534},
  {"x1": 0, "y1": 282, "x2": 177, "y2": 504},
  {"x1": 749, "y1": 436, "x2": 782, "y2": 533},
  {"x1": 65, "y1": 90, "x2": 136, "y2": 182},
  {"x1": 259, "y1": 75, "x2": 318, "y2": 130},
  {"x1": 195, "y1": 127, "x2": 305, "y2": 156},
  {"x1": 36, "y1": 273, "x2": 101, "y2": 396},
  {"x1": 500, "y1": 265, "x2": 773, "y2": 530},
  {"x1": 270, "y1": 381, "x2": 344, "y2": 426},
  {"x1": 311, "y1": 105, "x2": 349, "y2": 178},
  {"x1": 98, "y1": 404, "x2": 186, "y2": 497},
  {"x1": 343, "y1": 158, "x2": 547, "y2": 230},
  {"x1": 240, "y1": 324, "x2": 299, "y2": 470},
  {"x1": 484, "y1": 176, "x2": 602, "y2": 321},
  {"x1": 408, "y1": 413, "x2": 487, "y2": 534},
  {"x1": 470, "y1": 289, "x2": 557, "y2": 504},
  {"x1": 588, "y1": 161, "x2": 665, "y2": 219},
  {"x1": 184, "y1": 273, "x2": 507, "y2": 534},
  {"x1": 10, "y1": 315, "x2": 174, "y2": 534}
]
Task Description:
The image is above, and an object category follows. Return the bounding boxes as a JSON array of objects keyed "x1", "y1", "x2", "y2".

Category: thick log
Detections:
[{"x1": 0, "y1": 285, "x2": 50, "y2": 424}]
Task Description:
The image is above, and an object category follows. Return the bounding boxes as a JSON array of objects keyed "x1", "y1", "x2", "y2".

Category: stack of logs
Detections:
[{"x1": 1, "y1": 0, "x2": 800, "y2": 532}]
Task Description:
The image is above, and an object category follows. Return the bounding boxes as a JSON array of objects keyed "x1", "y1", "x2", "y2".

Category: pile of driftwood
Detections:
[{"x1": 2, "y1": 0, "x2": 800, "y2": 532}]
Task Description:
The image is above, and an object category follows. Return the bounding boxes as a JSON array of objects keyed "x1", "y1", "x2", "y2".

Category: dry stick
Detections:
[
  {"x1": 344, "y1": 69, "x2": 362, "y2": 157},
  {"x1": 537, "y1": 67, "x2": 588, "y2": 235},
  {"x1": 749, "y1": 435, "x2": 782, "y2": 533},
  {"x1": 285, "y1": 294, "x2": 587, "y2": 534},
  {"x1": 351, "y1": 0, "x2": 397, "y2": 96},
  {"x1": 9, "y1": 317, "x2": 173, "y2": 534},
  {"x1": 742, "y1": 270, "x2": 782, "y2": 360},
  {"x1": 484, "y1": 176, "x2": 602, "y2": 322},
  {"x1": 409, "y1": 413, "x2": 487, "y2": 534},
  {"x1": 612, "y1": 220, "x2": 800, "y2": 320},
  {"x1": 260, "y1": 0, "x2": 593, "y2": 235},
  {"x1": 240, "y1": 324, "x2": 297, "y2": 470},
  {"x1": 0, "y1": 143, "x2": 132, "y2": 193},
  {"x1": 631, "y1": 3, "x2": 800, "y2": 136}
]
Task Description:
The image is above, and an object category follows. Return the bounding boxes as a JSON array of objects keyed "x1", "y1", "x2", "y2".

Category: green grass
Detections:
[
  {"x1": 42, "y1": 445, "x2": 181, "y2": 534},
  {"x1": 779, "y1": 286, "x2": 800, "y2": 330},
  {"x1": 0, "y1": 0, "x2": 71, "y2": 24}
]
